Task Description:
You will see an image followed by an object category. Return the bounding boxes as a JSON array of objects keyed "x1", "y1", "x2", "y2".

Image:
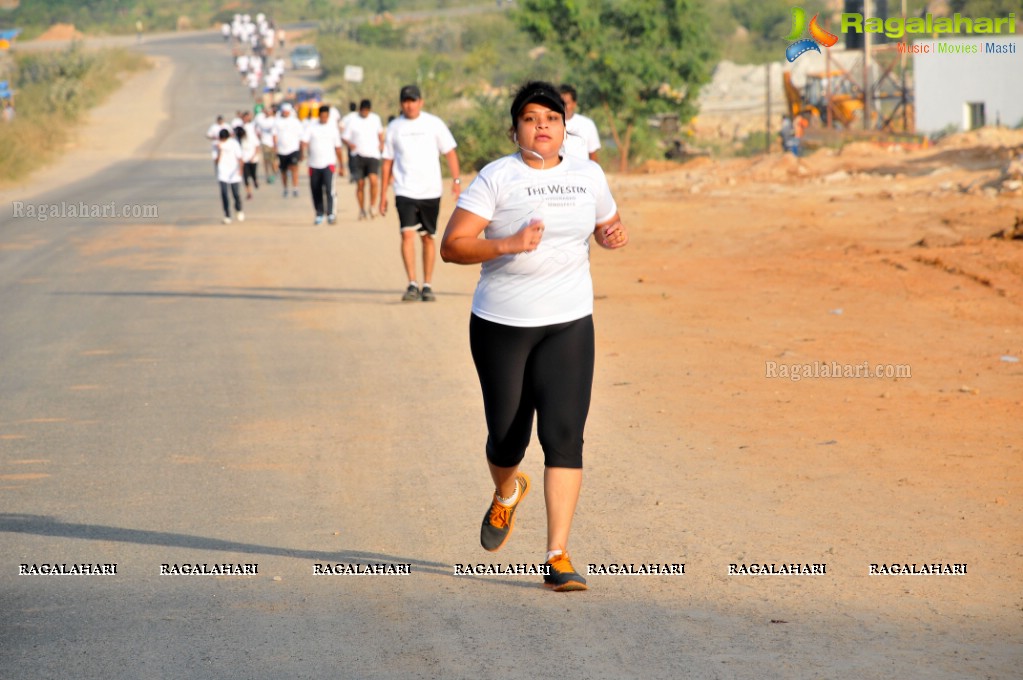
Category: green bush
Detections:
[
  {"x1": 448, "y1": 93, "x2": 515, "y2": 172},
  {"x1": 0, "y1": 46, "x2": 147, "y2": 182},
  {"x1": 737, "y1": 130, "x2": 773, "y2": 157},
  {"x1": 354, "y1": 20, "x2": 407, "y2": 48}
]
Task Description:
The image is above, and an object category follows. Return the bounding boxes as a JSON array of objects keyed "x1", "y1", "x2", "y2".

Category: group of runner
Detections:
[
  {"x1": 221, "y1": 12, "x2": 290, "y2": 108},
  {"x1": 206, "y1": 98, "x2": 387, "y2": 223},
  {"x1": 206, "y1": 76, "x2": 604, "y2": 296},
  {"x1": 221, "y1": 12, "x2": 284, "y2": 60}
]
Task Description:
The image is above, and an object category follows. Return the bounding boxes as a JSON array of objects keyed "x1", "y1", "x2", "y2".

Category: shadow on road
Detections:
[
  {"x1": 52, "y1": 287, "x2": 469, "y2": 303},
  {"x1": 1, "y1": 513, "x2": 543, "y2": 589},
  {"x1": 1, "y1": 512, "x2": 444, "y2": 570}
]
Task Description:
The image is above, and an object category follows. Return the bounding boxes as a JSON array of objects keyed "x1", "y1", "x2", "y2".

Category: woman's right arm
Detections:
[{"x1": 440, "y1": 207, "x2": 544, "y2": 264}]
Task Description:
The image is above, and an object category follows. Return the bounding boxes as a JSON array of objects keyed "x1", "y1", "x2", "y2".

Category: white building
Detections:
[{"x1": 913, "y1": 36, "x2": 1023, "y2": 133}]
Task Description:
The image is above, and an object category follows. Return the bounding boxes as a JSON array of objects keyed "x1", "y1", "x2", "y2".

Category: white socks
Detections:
[{"x1": 495, "y1": 479, "x2": 519, "y2": 506}]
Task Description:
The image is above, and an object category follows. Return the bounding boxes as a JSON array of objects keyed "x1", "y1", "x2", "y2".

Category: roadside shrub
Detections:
[
  {"x1": 0, "y1": 46, "x2": 147, "y2": 182},
  {"x1": 447, "y1": 94, "x2": 514, "y2": 172}
]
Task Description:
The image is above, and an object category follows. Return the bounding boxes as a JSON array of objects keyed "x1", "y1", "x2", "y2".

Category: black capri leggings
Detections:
[
  {"x1": 469, "y1": 313, "x2": 594, "y2": 469},
  {"x1": 243, "y1": 161, "x2": 259, "y2": 189}
]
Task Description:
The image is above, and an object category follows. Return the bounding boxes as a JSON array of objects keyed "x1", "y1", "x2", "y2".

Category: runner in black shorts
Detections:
[
  {"x1": 350, "y1": 156, "x2": 380, "y2": 180},
  {"x1": 351, "y1": 156, "x2": 381, "y2": 219},
  {"x1": 277, "y1": 150, "x2": 300, "y2": 174},
  {"x1": 379, "y1": 84, "x2": 461, "y2": 302},
  {"x1": 395, "y1": 196, "x2": 440, "y2": 236}
]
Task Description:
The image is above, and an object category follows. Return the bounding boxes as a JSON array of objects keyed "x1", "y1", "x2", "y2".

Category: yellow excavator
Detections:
[{"x1": 783, "y1": 70, "x2": 867, "y2": 128}]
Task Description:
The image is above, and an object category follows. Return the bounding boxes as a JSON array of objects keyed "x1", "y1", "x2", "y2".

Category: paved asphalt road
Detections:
[{"x1": 0, "y1": 29, "x2": 478, "y2": 679}]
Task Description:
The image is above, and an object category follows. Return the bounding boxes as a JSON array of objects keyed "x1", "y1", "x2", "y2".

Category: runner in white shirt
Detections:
[
  {"x1": 379, "y1": 84, "x2": 461, "y2": 302},
  {"x1": 264, "y1": 71, "x2": 279, "y2": 94},
  {"x1": 253, "y1": 104, "x2": 278, "y2": 183},
  {"x1": 341, "y1": 99, "x2": 384, "y2": 219},
  {"x1": 215, "y1": 128, "x2": 245, "y2": 224},
  {"x1": 245, "y1": 70, "x2": 260, "y2": 98},
  {"x1": 339, "y1": 102, "x2": 359, "y2": 177},
  {"x1": 273, "y1": 103, "x2": 304, "y2": 197},
  {"x1": 558, "y1": 84, "x2": 601, "y2": 162},
  {"x1": 439, "y1": 80, "x2": 628, "y2": 593},
  {"x1": 238, "y1": 114, "x2": 261, "y2": 200},
  {"x1": 206, "y1": 115, "x2": 231, "y2": 171},
  {"x1": 326, "y1": 104, "x2": 342, "y2": 130},
  {"x1": 300, "y1": 105, "x2": 345, "y2": 224}
]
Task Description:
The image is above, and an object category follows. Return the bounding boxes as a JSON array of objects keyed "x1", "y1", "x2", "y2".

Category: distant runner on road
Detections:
[
  {"x1": 215, "y1": 128, "x2": 245, "y2": 224},
  {"x1": 273, "y1": 102, "x2": 303, "y2": 198},
  {"x1": 380, "y1": 84, "x2": 461, "y2": 303},
  {"x1": 342, "y1": 98, "x2": 384, "y2": 220},
  {"x1": 301, "y1": 105, "x2": 345, "y2": 225}
]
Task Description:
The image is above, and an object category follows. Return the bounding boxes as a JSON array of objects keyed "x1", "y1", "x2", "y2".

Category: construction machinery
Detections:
[{"x1": 783, "y1": 70, "x2": 869, "y2": 128}]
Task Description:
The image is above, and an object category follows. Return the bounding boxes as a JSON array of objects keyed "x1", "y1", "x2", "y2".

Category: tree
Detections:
[
  {"x1": 949, "y1": 0, "x2": 1023, "y2": 18},
  {"x1": 513, "y1": 0, "x2": 717, "y2": 171}
]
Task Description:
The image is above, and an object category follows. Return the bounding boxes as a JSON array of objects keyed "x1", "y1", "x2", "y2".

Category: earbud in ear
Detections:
[{"x1": 513, "y1": 133, "x2": 518, "y2": 143}]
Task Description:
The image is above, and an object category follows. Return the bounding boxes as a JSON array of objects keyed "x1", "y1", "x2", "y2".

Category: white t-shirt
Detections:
[
  {"x1": 563, "y1": 112, "x2": 601, "y2": 161},
  {"x1": 382, "y1": 111, "x2": 457, "y2": 200},
  {"x1": 342, "y1": 112, "x2": 384, "y2": 159},
  {"x1": 254, "y1": 112, "x2": 275, "y2": 146},
  {"x1": 207, "y1": 122, "x2": 230, "y2": 158},
  {"x1": 456, "y1": 153, "x2": 617, "y2": 327},
  {"x1": 327, "y1": 106, "x2": 342, "y2": 130},
  {"x1": 302, "y1": 121, "x2": 342, "y2": 169},
  {"x1": 240, "y1": 129, "x2": 260, "y2": 163},
  {"x1": 339, "y1": 110, "x2": 359, "y2": 137},
  {"x1": 273, "y1": 115, "x2": 303, "y2": 154},
  {"x1": 216, "y1": 138, "x2": 243, "y2": 183}
]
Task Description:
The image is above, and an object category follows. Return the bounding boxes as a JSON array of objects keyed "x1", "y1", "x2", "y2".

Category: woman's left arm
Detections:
[{"x1": 594, "y1": 213, "x2": 629, "y2": 249}]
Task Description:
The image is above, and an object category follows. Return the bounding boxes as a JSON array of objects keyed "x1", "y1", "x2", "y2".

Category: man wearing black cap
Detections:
[{"x1": 380, "y1": 84, "x2": 461, "y2": 302}]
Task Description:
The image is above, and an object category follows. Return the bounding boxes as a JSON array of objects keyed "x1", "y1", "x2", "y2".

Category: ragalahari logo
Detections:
[{"x1": 784, "y1": 6, "x2": 839, "y2": 62}]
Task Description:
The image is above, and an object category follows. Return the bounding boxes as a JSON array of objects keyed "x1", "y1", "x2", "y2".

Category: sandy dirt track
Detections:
[{"x1": 1, "y1": 29, "x2": 1021, "y2": 680}]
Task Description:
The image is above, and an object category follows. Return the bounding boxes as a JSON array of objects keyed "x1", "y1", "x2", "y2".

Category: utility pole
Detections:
[
  {"x1": 765, "y1": 63, "x2": 772, "y2": 154},
  {"x1": 863, "y1": 0, "x2": 873, "y2": 131},
  {"x1": 901, "y1": 0, "x2": 908, "y2": 131}
]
